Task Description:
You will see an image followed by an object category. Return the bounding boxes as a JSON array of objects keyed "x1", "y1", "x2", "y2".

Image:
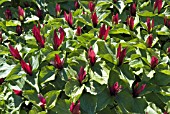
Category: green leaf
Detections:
[
  {"x1": 138, "y1": 11, "x2": 156, "y2": 17},
  {"x1": 80, "y1": 93, "x2": 97, "y2": 114}
]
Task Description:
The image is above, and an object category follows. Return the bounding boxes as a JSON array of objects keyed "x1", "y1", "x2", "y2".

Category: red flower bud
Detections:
[
  {"x1": 113, "y1": 0, "x2": 117, "y2": 3},
  {"x1": 5, "y1": 9, "x2": 12, "y2": 20},
  {"x1": 16, "y1": 25, "x2": 22, "y2": 36},
  {"x1": 54, "y1": 54, "x2": 64, "y2": 69},
  {"x1": 126, "y1": 16, "x2": 134, "y2": 30},
  {"x1": 64, "y1": 11, "x2": 73, "y2": 27},
  {"x1": 53, "y1": 27, "x2": 65, "y2": 50},
  {"x1": 0, "y1": 31, "x2": 3, "y2": 43},
  {"x1": 13, "y1": 89, "x2": 22, "y2": 96},
  {"x1": 36, "y1": 9, "x2": 43, "y2": 20},
  {"x1": 154, "y1": 0, "x2": 162, "y2": 14},
  {"x1": 150, "y1": 56, "x2": 158, "y2": 69},
  {"x1": 91, "y1": 12, "x2": 98, "y2": 27},
  {"x1": 77, "y1": 67, "x2": 86, "y2": 84},
  {"x1": 164, "y1": 17, "x2": 170, "y2": 28},
  {"x1": 88, "y1": 1, "x2": 95, "y2": 12},
  {"x1": 146, "y1": 34, "x2": 153, "y2": 48},
  {"x1": 112, "y1": 13, "x2": 119, "y2": 25},
  {"x1": 147, "y1": 18, "x2": 154, "y2": 33},
  {"x1": 167, "y1": 47, "x2": 170, "y2": 54},
  {"x1": 98, "y1": 24, "x2": 110, "y2": 40},
  {"x1": 32, "y1": 25, "x2": 45, "y2": 48},
  {"x1": 55, "y1": 4, "x2": 61, "y2": 16},
  {"x1": 132, "y1": 82, "x2": 146, "y2": 97},
  {"x1": 110, "y1": 82, "x2": 122, "y2": 96},
  {"x1": 116, "y1": 44, "x2": 126, "y2": 66},
  {"x1": 38, "y1": 94, "x2": 46, "y2": 109},
  {"x1": 18, "y1": 6, "x2": 25, "y2": 21},
  {"x1": 70, "y1": 100, "x2": 80, "y2": 114},
  {"x1": 20, "y1": 60, "x2": 32, "y2": 76},
  {"x1": 0, "y1": 78, "x2": 5, "y2": 85},
  {"x1": 76, "y1": 26, "x2": 82, "y2": 36},
  {"x1": 88, "y1": 46, "x2": 96, "y2": 66},
  {"x1": 130, "y1": 3, "x2": 136, "y2": 16},
  {"x1": 9, "y1": 44, "x2": 22, "y2": 60},
  {"x1": 74, "y1": 0, "x2": 80, "y2": 9}
]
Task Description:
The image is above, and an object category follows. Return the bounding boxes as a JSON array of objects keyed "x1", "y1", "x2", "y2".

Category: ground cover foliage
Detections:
[{"x1": 0, "y1": 0, "x2": 170, "y2": 113}]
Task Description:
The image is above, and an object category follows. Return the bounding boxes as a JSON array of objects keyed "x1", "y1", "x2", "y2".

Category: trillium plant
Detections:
[{"x1": 1, "y1": 0, "x2": 170, "y2": 113}]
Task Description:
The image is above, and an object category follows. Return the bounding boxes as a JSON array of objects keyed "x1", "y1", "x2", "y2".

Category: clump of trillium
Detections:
[
  {"x1": 98, "y1": 24, "x2": 110, "y2": 41},
  {"x1": 38, "y1": 94, "x2": 46, "y2": 110},
  {"x1": 18, "y1": 6, "x2": 25, "y2": 21},
  {"x1": 146, "y1": 18, "x2": 154, "y2": 33},
  {"x1": 77, "y1": 67, "x2": 86, "y2": 84},
  {"x1": 150, "y1": 56, "x2": 159, "y2": 69},
  {"x1": 116, "y1": 44, "x2": 126, "y2": 66},
  {"x1": 109, "y1": 82, "x2": 122, "y2": 96},
  {"x1": 70, "y1": 100, "x2": 81, "y2": 114},
  {"x1": 154, "y1": 0, "x2": 162, "y2": 14},
  {"x1": 32, "y1": 25, "x2": 45, "y2": 48},
  {"x1": 88, "y1": 46, "x2": 96, "y2": 66},
  {"x1": 53, "y1": 27, "x2": 65, "y2": 50},
  {"x1": 132, "y1": 82, "x2": 146, "y2": 98},
  {"x1": 64, "y1": 11, "x2": 73, "y2": 27}
]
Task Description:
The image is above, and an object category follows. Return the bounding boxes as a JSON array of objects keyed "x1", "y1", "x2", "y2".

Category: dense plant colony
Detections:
[{"x1": 0, "y1": 0, "x2": 170, "y2": 113}]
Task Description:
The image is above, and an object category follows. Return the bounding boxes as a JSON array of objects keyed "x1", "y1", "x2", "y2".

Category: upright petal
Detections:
[
  {"x1": 55, "y1": 4, "x2": 61, "y2": 16},
  {"x1": 112, "y1": 13, "x2": 119, "y2": 24},
  {"x1": 0, "y1": 78, "x2": 5, "y2": 85},
  {"x1": 104, "y1": 26, "x2": 110, "y2": 41},
  {"x1": 16, "y1": 25, "x2": 22, "y2": 36},
  {"x1": 147, "y1": 18, "x2": 151, "y2": 33},
  {"x1": 98, "y1": 24, "x2": 106, "y2": 39},
  {"x1": 70, "y1": 100, "x2": 80, "y2": 114},
  {"x1": 9, "y1": 44, "x2": 22, "y2": 60},
  {"x1": 76, "y1": 26, "x2": 82, "y2": 36},
  {"x1": 119, "y1": 48, "x2": 126, "y2": 66},
  {"x1": 68, "y1": 11, "x2": 73, "y2": 27},
  {"x1": 167, "y1": 47, "x2": 170, "y2": 54},
  {"x1": 150, "y1": 56, "x2": 159, "y2": 69},
  {"x1": 38, "y1": 94, "x2": 46, "y2": 109},
  {"x1": 18, "y1": 6, "x2": 25, "y2": 21},
  {"x1": 77, "y1": 67, "x2": 86, "y2": 84},
  {"x1": 54, "y1": 54, "x2": 64, "y2": 69},
  {"x1": 129, "y1": 16, "x2": 134, "y2": 30},
  {"x1": 53, "y1": 29, "x2": 60, "y2": 50},
  {"x1": 110, "y1": 82, "x2": 122, "y2": 96},
  {"x1": 91, "y1": 12, "x2": 98, "y2": 27},
  {"x1": 146, "y1": 34, "x2": 153, "y2": 48},
  {"x1": 74, "y1": 0, "x2": 80, "y2": 9},
  {"x1": 130, "y1": 3, "x2": 136, "y2": 16},
  {"x1": 116, "y1": 44, "x2": 121, "y2": 58},
  {"x1": 0, "y1": 31, "x2": 3, "y2": 43},
  {"x1": 88, "y1": 1, "x2": 95, "y2": 12},
  {"x1": 154, "y1": 0, "x2": 162, "y2": 14},
  {"x1": 20, "y1": 60, "x2": 32, "y2": 76},
  {"x1": 5, "y1": 8, "x2": 12, "y2": 20},
  {"x1": 88, "y1": 46, "x2": 96, "y2": 66},
  {"x1": 59, "y1": 27, "x2": 65, "y2": 42},
  {"x1": 36, "y1": 9, "x2": 43, "y2": 19}
]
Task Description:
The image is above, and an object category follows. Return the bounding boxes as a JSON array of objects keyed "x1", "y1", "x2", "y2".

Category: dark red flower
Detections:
[
  {"x1": 9, "y1": 44, "x2": 22, "y2": 60},
  {"x1": 147, "y1": 18, "x2": 154, "y2": 33},
  {"x1": 98, "y1": 24, "x2": 110, "y2": 40},
  {"x1": 113, "y1": 0, "x2": 117, "y2": 3},
  {"x1": 36, "y1": 9, "x2": 43, "y2": 19},
  {"x1": 20, "y1": 60, "x2": 32, "y2": 76},
  {"x1": 13, "y1": 89, "x2": 22, "y2": 96},
  {"x1": 164, "y1": 17, "x2": 170, "y2": 28},
  {"x1": 132, "y1": 82, "x2": 146, "y2": 97},
  {"x1": 18, "y1": 6, "x2": 25, "y2": 21},
  {"x1": 0, "y1": 31, "x2": 3, "y2": 43},
  {"x1": 91, "y1": 12, "x2": 98, "y2": 27},
  {"x1": 38, "y1": 94, "x2": 46, "y2": 109},
  {"x1": 88, "y1": 1, "x2": 95, "y2": 12},
  {"x1": 24, "y1": 2, "x2": 30, "y2": 7},
  {"x1": 55, "y1": 4, "x2": 61, "y2": 16},
  {"x1": 167, "y1": 47, "x2": 170, "y2": 54},
  {"x1": 16, "y1": 25, "x2": 22, "y2": 36},
  {"x1": 116, "y1": 44, "x2": 126, "y2": 66},
  {"x1": 110, "y1": 82, "x2": 122, "y2": 96},
  {"x1": 70, "y1": 100, "x2": 80, "y2": 114},
  {"x1": 76, "y1": 26, "x2": 82, "y2": 36},
  {"x1": 88, "y1": 46, "x2": 96, "y2": 66},
  {"x1": 130, "y1": 3, "x2": 136, "y2": 16},
  {"x1": 5, "y1": 9, "x2": 12, "y2": 20},
  {"x1": 0, "y1": 78, "x2": 5, "y2": 85},
  {"x1": 77, "y1": 67, "x2": 86, "y2": 84},
  {"x1": 154, "y1": 0, "x2": 162, "y2": 14},
  {"x1": 150, "y1": 56, "x2": 159, "y2": 69},
  {"x1": 32, "y1": 25, "x2": 45, "y2": 48},
  {"x1": 54, "y1": 54, "x2": 64, "y2": 69},
  {"x1": 126, "y1": 16, "x2": 134, "y2": 30},
  {"x1": 53, "y1": 27, "x2": 65, "y2": 50},
  {"x1": 74, "y1": 0, "x2": 80, "y2": 9},
  {"x1": 112, "y1": 13, "x2": 119, "y2": 25},
  {"x1": 146, "y1": 34, "x2": 153, "y2": 48},
  {"x1": 64, "y1": 11, "x2": 73, "y2": 27}
]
